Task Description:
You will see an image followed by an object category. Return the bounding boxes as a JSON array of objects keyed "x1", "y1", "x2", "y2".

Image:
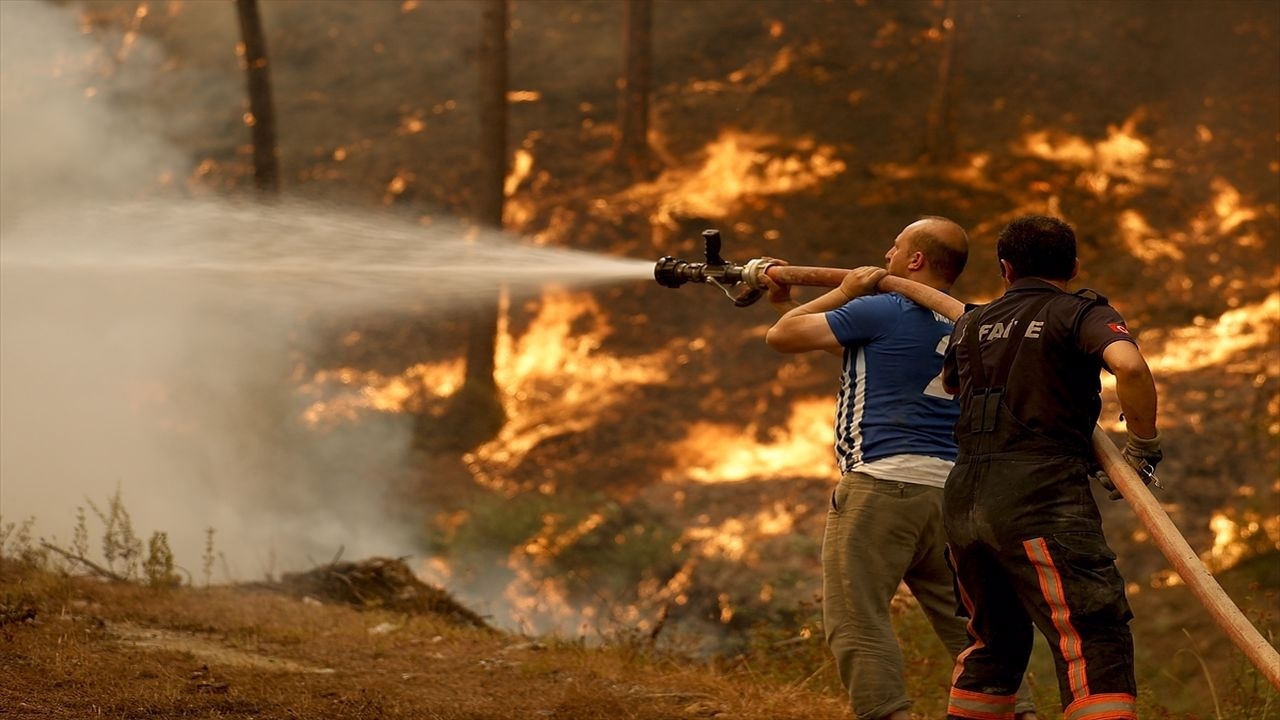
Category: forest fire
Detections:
[
  {"x1": 472, "y1": 288, "x2": 673, "y2": 492},
  {"x1": 1145, "y1": 292, "x2": 1279, "y2": 376},
  {"x1": 298, "y1": 359, "x2": 464, "y2": 429},
  {"x1": 299, "y1": 286, "x2": 673, "y2": 464},
  {"x1": 628, "y1": 129, "x2": 846, "y2": 228},
  {"x1": 1207, "y1": 509, "x2": 1280, "y2": 573},
  {"x1": 683, "y1": 503, "x2": 797, "y2": 566},
  {"x1": 1020, "y1": 113, "x2": 1153, "y2": 194},
  {"x1": 668, "y1": 397, "x2": 833, "y2": 483}
]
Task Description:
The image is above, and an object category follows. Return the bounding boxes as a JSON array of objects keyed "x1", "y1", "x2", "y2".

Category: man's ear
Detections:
[
  {"x1": 999, "y1": 259, "x2": 1015, "y2": 284},
  {"x1": 908, "y1": 251, "x2": 926, "y2": 271}
]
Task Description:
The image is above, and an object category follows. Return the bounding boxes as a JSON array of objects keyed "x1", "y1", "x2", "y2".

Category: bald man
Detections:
[{"x1": 764, "y1": 218, "x2": 1037, "y2": 720}]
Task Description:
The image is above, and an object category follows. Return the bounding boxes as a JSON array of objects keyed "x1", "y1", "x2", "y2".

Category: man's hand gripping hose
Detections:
[
  {"x1": 653, "y1": 229, "x2": 1280, "y2": 690},
  {"x1": 1092, "y1": 431, "x2": 1163, "y2": 500}
]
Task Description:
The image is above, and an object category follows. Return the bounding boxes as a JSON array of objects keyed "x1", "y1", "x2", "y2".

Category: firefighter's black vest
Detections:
[{"x1": 953, "y1": 288, "x2": 1108, "y2": 460}]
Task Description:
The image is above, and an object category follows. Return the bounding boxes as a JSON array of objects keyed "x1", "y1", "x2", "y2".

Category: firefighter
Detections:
[
  {"x1": 762, "y1": 217, "x2": 1037, "y2": 720},
  {"x1": 940, "y1": 215, "x2": 1161, "y2": 720}
]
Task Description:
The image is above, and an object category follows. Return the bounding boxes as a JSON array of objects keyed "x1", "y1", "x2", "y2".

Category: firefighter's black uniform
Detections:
[{"x1": 940, "y1": 278, "x2": 1140, "y2": 720}]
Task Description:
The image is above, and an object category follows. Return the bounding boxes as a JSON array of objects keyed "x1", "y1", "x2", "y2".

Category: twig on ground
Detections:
[{"x1": 40, "y1": 542, "x2": 126, "y2": 582}]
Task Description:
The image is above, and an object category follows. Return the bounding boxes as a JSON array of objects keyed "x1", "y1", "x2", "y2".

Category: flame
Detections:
[
  {"x1": 670, "y1": 397, "x2": 833, "y2": 483},
  {"x1": 1020, "y1": 112, "x2": 1153, "y2": 195},
  {"x1": 680, "y1": 503, "x2": 798, "y2": 572},
  {"x1": 624, "y1": 130, "x2": 846, "y2": 227},
  {"x1": 1144, "y1": 292, "x2": 1279, "y2": 375},
  {"x1": 1198, "y1": 177, "x2": 1261, "y2": 239},
  {"x1": 397, "y1": 114, "x2": 425, "y2": 135},
  {"x1": 296, "y1": 286, "x2": 673, "y2": 481},
  {"x1": 504, "y1": 148, "x2": 534, "y2": 197},
  {"x1": 466, "y1": 288, "x2": 672, "y2": 491},
  {"x1": 1115, "y1": 209, "x2": 1184, "y2": 262},
  {"x1": 524, "y1": 512, "x2": 607, "y2": 564},
  {"x1": 503, "y1": 147, "x2": 541, "y2": 230},
  {"x1": 684, "y1": 519, "x2": 750, "y2": 562},
  {"x1": 1203, "y1": 510, "x2": 1280, "y2": 572},
  {"x1": 298, "y1": 359, "x2": 464, "y2": 429},
  {"x1": 383, "y1": 169, "x2": 414, "y2": 203}
]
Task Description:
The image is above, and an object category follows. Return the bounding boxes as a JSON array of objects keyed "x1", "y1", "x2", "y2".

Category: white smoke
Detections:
[
  {"x1": 0, "y1": 1, "x2": 649, "y2": 581},
  {"x1": 0, "y1": 0, "x2": 420, "y2": 578}
]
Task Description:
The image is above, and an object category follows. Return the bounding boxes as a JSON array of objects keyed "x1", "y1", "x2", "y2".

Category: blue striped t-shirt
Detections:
[{"x1": 825, "y1": 292, "x2": 959, "y2": 474}]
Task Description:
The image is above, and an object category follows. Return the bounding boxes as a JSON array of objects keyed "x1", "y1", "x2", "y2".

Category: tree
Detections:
[
  {"x1": 923, "y1": 0, "x2": 962, "y2": 165},
  {"x1": 234, "y1": 0, "x2": 279, "y2": 194},
  {"x1": 613, "y1": 0, "x2": 654, "y2": 178},
  {"x1": 443, "y1": 0, "x2": 508, "y2": 450}
]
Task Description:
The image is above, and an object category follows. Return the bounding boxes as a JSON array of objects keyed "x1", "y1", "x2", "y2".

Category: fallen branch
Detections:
[{"x1": 40, "y1": 542, "x2": 126, "y2": 582}]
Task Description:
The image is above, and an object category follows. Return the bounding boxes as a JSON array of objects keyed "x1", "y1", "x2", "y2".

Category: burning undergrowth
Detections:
[{"x1": 258, "y1": 556, "x2": 491, "y2": 630}]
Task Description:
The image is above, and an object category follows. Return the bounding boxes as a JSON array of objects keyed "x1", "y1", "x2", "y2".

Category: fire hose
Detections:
[{"x1": 654, "y1": 230, "x2": 1280, "y2": 689}]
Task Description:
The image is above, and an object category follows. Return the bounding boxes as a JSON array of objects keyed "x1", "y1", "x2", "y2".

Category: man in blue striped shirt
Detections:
[{"x1": 764, "y1": 217, "x2": 1036, "y2": 720}]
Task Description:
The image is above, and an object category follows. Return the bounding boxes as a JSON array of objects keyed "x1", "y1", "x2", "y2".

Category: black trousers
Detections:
[{"x1": 943, "y1": 453, "x2": 1137, "y2": 720}]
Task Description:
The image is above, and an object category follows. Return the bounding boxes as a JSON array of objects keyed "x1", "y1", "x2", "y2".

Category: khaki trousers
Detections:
[{"x1": 823, "y1": 471, "x2": 1035, "y2": 720}]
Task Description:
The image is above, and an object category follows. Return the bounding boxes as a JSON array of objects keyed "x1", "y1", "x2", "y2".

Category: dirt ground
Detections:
[{"x1": 0, "y1": 558, "x2": 855, "y2": 720}]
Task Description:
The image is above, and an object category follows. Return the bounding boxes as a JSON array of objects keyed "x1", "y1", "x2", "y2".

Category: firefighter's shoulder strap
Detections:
[
  {"x1": 963, "y1": 292, "x2": 1056, "y2": 433},
  {"x1": 1070, "y1": 287, "x2": 1110, "y2": 333}
]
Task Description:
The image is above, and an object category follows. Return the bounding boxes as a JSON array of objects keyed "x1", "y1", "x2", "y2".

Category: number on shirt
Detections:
[{"x1": 922, "y1": 336, "x2": 953, "y2": 400}]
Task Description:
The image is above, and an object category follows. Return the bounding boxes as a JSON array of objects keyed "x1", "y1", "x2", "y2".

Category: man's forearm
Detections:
[
  {"x1": 768, "y1": 298, "x2": 800, "y2": 317},
  {"x1": 1116, "y1": 373, "x2": 1158, "y2": 439},
  {"x1": 778, "y1": 287, "x2": 853, "y2": 321},
  {"x1": 1104, "y1": 342, "x2": 1159, "y2": 439}
]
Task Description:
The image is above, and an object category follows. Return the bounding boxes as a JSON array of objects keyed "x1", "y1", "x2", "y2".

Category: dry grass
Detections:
[{"x1": 0, "y1": 559, "x2": 851, "y2": 720}]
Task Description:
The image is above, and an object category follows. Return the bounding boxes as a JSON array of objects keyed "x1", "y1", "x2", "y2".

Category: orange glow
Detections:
[
  {"x1": 524, "y1": 512, "x2": 607, "y2": 564},
  {"x1": 504, "y1": 148, "x2": 534, "y2": 197},
  {"x1": 383, "y1": 170, "x2": 414, "y2": 203},
  {"x1": 398, "y1": 115, "x2": 425, "y2": 135},
  {"x1": 669, "y1": 397, "x2": 833, "y2": 483},
  {"x1": 466, "y1": 288, "x2": 672, "y2": 492},
  {"x1": 1204, "y1": 510, "x2": 1279, "y2": 572},
  {"x1": 298, "y1": 359, "x2": 464, "y2": 429},
  {"x1": 624, "y1": 130, "x2": 845, "y2": 227},
  {"x1": 1020, "y1": 113, "x2": 1151, "y2": 195},
  {"x1": 1115, "y1": 209, "x2": 1183, "y2": 261},
  {"x1": 1144, "y1": 292, "x2": 1279, "y2": 375},
  {"x1": 681, "y1": 504, "x2": 798, "y2": 568},
  {"x1": 685, "y1": 519, "x2": 750, "y2": 562},
  {"x1": 1205, "y1": 177, "x2": 1259, "y2": 236}
]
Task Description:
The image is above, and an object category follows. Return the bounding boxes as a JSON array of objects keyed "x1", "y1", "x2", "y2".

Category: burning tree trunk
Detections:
[
  {"x1": 613, "y1": 0, "x2": 654, "y2": 178},
  {"x1": 923, "y1": 0, "x2": 961, "y2": 165},
  {"x1": 447, "y1": 0, "x2": 508, "y2": 450},
  {"x1": 234, "y1": 0, "x2": 279, "y2": 194}
]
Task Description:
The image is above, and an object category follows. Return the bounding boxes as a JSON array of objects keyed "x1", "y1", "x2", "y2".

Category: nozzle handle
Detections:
[{"x1": 702, "y1": 229, "x2": 725, "y2": 266}]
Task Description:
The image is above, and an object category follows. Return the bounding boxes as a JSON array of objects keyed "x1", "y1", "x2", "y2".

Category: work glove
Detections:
[
  {"x1": 1122, "y1": 431, "x2": 1163, "y2": 487},
  {"x1": 1089, "y1": 466, "x2": 1123, "y2": 501},
  {"x1": 1092, "y1": 432, "x2": 1163, "y2": 501}
]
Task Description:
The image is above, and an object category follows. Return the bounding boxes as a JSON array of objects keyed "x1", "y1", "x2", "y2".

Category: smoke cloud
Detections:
[
  {"x1": 0, "y1": 1, "x2": 414, "y2": 577},
  {"x1": 0, "y1": 1, "x2": 648, "y2": 580}
]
